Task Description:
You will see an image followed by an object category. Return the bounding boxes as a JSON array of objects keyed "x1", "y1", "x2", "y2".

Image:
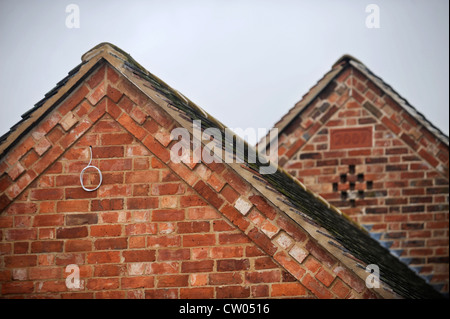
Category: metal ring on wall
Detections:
[{"x1": 80, "y1": 146, "x2": 102, "y2": 192}]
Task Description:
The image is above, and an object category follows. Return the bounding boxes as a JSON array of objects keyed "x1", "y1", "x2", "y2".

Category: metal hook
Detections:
[{"x1": 80, "y1": 146, "x2": 102, "y2": 192}]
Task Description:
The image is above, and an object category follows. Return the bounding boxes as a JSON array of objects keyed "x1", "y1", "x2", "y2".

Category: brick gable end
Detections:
[
  {"x1": 0, "y1": 62, "x2": 377, "y2": 299},
  {"x1": 277, "y1": 65, "x2": 449, "y2": 293}
]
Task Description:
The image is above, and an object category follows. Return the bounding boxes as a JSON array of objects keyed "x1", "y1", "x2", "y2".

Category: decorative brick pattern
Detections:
[{"x1": 277, "y1": 65, "x2": 449, "y2": 293}]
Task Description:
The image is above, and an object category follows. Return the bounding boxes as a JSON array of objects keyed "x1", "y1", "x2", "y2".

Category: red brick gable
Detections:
[
  {"x1": 1, "y1": 111, "x2": 314, "y2": 298},
  {"x1": 0, "y1": 51, "x2": 382, "y2": 299},
  {"x1": 272, "y1": 58, "x2": 449, "y2": 294}
]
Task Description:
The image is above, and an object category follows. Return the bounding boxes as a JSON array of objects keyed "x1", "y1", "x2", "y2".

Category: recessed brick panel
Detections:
[{"x1": 330, "y1": 127, "x2": 373, "y2": 150}]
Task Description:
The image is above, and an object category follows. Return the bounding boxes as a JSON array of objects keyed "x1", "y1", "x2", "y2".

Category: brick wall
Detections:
[
  {"x1": 277, "y1": 65, "x2": 449, "y2": 293},
  {"x1": 0, "y1": 61, "x2": 377, "y2": 298}
]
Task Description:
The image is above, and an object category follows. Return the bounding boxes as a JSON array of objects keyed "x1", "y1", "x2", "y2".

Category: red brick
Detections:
[
  {"x1": 222, "y1": 169, "x2": 250, "y2": 195},
  {"x1": 271, "y1": 282, "x2": 307, "y2": 297},
  {"x1": 87, "y1": 107, "x2": 109, "y2": 128},
  {"x1": 0, "y1": 216, "x2": 13, "y2": 228},
  {"x1": 157, "y1": 274, "x2": 189, "y2": 288},
  {"x1": 127, "y1": 198, "x2": 158, "y2": 210},
  {"x1": 180, "y1": 287, "x2": 214, "y2": 299},
  {"x1": 57, "y1": 200, "x2": 90, "y2": 213},
  {"x1": 130, "y1": 107, "x2": 147, "y2": 125},
  {"x1": 6, "y1": 229, "x2": 37, "y2": 241},
  {"x1": 381, "y1": 116, "x2": 401, "y2": 135},
  {"x1": 125, "y1": 223, "x2": 157, "y2": 236},
  {"x1": 147, "y1": 235, "x2": 181, "y2": 248},
  {"x1": 65, "y1": 239, "x2": 92, "y2": 252},
  {"x1": 87, "y1": 251, "x2": 121, "y2": 264},
  {"x1": 418, "y1": 149, "x2": 439, "y2": 167},
  {"x1": 0, "y1": 175, "x2": 12, "y2": 194},
  {"x1": 158, "y1": 249, "x2": 190, "y2": 261},
  {"x1": 216, "y1": 286, "x2": 250, "y2": 298},
  {"x1": 180, "y1": 195, "x2": 208, "y2": 207},
  {"x1": 66, "y1": 213, "x2": 98, "y2": 226},
  {"x1": 151, "y1": 183, "x2": 184, "y2": 196},
  {"x1": 333, "y1": 266, "x2": 365, "y2": 293},
  {"x1": 210, "y1": 246, "x2": 244, "y2": 259},
  {"x1": 255, "y1": 256, "x2": 278, "y2": 270},
  {"x1": 181, "y1": 260, "x2": 214, "y2": 273},
  {"x1": 273, "y1": 251, "x2": 306, "y2": 280},
  {"x1": 33, "y1": 214, "x2": 64, "y2": 227},
  {"x1": 193, "y1": 180, "x2": 224, "y2": 209},
  {"x1": 285, "y1": 138, "x2": 306, "y2": 158},
  {"x1": 91, "y1": 199, "x2": 124, "y2": 211},
  {"x1": 218, "y1": 232, "x2": 250, "y2": 245},
  {"x1": 220, "y1": 185, "x2": 239, "y2": 204},
  {"x1": 59, "y1": 120, "x2": 91, "y2": 149},
  {"x1": 6, "y1": 170, "x2": 37, "y2": 199},
  {"x1": 100, "y1": 133, "x2": 133, "y2": 146},
  {"x1": 145, "y1": 288, "x2": 178, "y2": 299},
  {"x1": 31, "y1": 241, "x2": 64, "y2": 253},
  {"x1": 252, "y1": 285, "x2": 270, "y2": 297},
  {"x1": 302, "y1": 273, "x2": 333, "y2": 299},
  {"x1": 213, "y1": 220, "x2": 234, "y2": 232},
  {"x1": 220, "y1": 204, "x2": 250, "y2": 231},
  {"x1": 142, "y1": 135, "x2": 170, "y2": 163},
  {"x1": 58, "y1": 85, "x2": 89, "y2": 116},
  {"x1": 248, "y1": 195, "x2": 278, "y2": 220},
  {"x1": 121, "y1": 276, "x2": 154, "y2": 289},
  {"x1": 187, "y1": 207, "x2": 219, "y2": 220},
  {"x1": 182, "y1": 234, "x2": 215, "y2": 247},
  {"x1": 245, "y1": 270, "x2": 281, "y2": 284},
  {"x1": 178, "y1": 221, "x2": 210, "y2": 233},
  {"x1": 143, "y1": 102, "x2": 172, "y2": 128},
  {"x1": 247, "y1": 228, "x2": 278, "y2": 256},
  {"x1": 122, "y1": 250, "x2": 156, "y2": 262},
  {"x1": 400, "y1": 133, "x2": 419, "y2": 150},
  {"x1": 56, "y1": 226, "x2": 88, "y2": 239},
  {"x1": 331, "y1": 279, "x2": 351, "y2": 298},
  {"x1": 2, "y1": 282, "x2": 34, "y2": 295},
  {"x1": 6, "y1": 202, "x2": 38, "y2": 215},
  {"x1": 93, "y1": 264, "x2": 123, "y2": 277},
  {"x1": 94, "y1": 238, "x2": 128, "y2": 250},
  {"x1": 38, "y1": 224, "x2": 56, "y2": 236},
  {"x1": 125, "y1": 171, "x2": 159, "y2": 183},
  {"x1": 29, "y1": 267, "x2": 61, "y2": 280},
  {"x1": 87, "y1": 278, "x2": 120, "y2": 290},
  {"x1": 36, "y1": 280, "x2": 67, "y2": 293},
  {"x1": 315, "y1": 268, "x2": 336, "y2": 287},
  {"x1": 86, "y1": 65, "x2": 105, "y2": 89},
  {"x1": 168, "y1": 162, "x2": 198, "y2": 186},
  {"x1": 91, "y1": 146, "x2": 124, "y2": 158},
  {"x1": 117, "y1": 112, "x2": 147, "y2": 140},
  {"x1": 7, "y1": 162, "x2": 25, "y2": 181},
  {"x1": 305, "y1": 240, "x2": 337, "y2": 269},
  {"x1": 4, "y1": 255, "x2": 37, "y2": 267},
  {"x1": 106, "y1": 85, "x2": 122, "y2": 102},
  {"x1": 90, "y1": 225, "x2": 122, "y2": 237}
]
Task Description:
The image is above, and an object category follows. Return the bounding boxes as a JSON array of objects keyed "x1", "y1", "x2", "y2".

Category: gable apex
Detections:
[{"x1": 332, "y1": 54, "x2": 364, "y2": 68}]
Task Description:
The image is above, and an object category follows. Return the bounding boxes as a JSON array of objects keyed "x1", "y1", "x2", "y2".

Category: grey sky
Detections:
[{"x1": 0, "y1": 0, "x2": 448, "y2": 145}]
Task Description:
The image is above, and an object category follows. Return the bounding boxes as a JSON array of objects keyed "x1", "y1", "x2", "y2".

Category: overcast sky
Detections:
[{"x1": 0, "y1": 0, "x2": 448, "y2": 145}]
